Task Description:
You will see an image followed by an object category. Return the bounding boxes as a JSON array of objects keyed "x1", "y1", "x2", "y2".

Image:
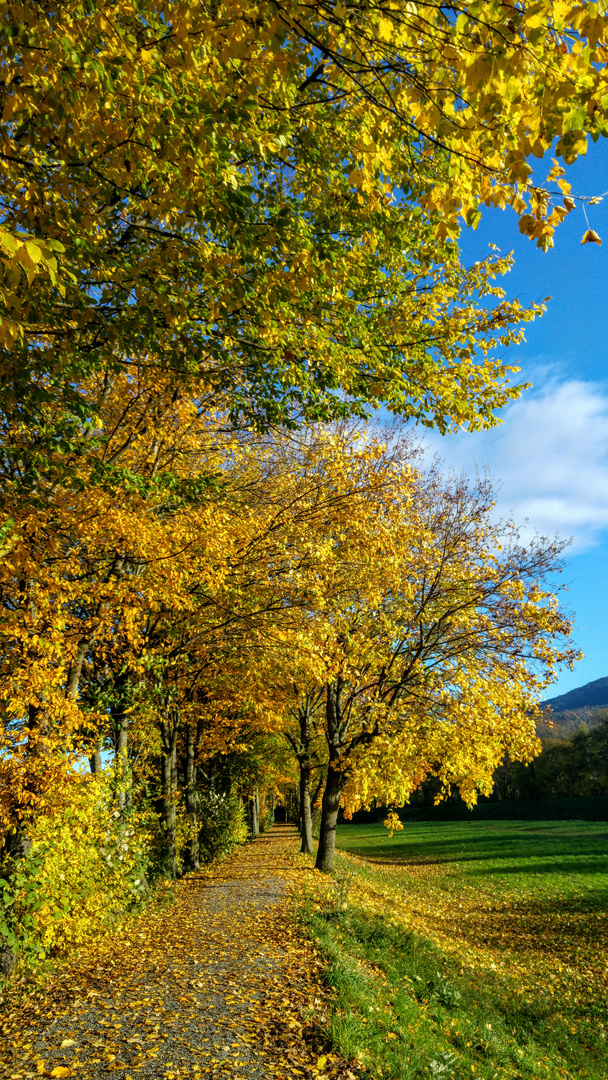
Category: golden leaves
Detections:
[
  {"x1": 377, "y1": 18, "x2": 393, "y2": 42},
  {"x1": 0, "y1": 0, "x2": 595, "y2": 982},
  {"x1": 382, "y1": 810, "x2": 404, "y2": 838},
  {"x1": 581, "y1": 228, "x2": 602, "y2": 244},
  {"x1": 0, "y1": 228, "x2": 66, "y2": 347}
]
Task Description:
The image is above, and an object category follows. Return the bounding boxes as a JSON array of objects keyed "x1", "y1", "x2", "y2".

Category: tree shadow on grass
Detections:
[
  {"x1": 339, "y1": 828, "x2": 608, "y2": 870},
  {"x1": 463, "y1": 855, "x2": 608, "y2": 878}
]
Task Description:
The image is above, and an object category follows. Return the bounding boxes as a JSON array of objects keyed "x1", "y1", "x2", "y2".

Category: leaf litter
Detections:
[{"x1": 0, "y1": 826, "x2": 355, "y2": 1080}]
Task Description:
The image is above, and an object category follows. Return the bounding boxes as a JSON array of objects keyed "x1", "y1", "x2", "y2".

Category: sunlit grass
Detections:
[{"x1": 301, "y1": 819, "x2": 608, "y2": 1080}]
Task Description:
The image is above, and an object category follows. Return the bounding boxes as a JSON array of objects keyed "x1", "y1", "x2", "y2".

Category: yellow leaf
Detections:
[
  {"x1": 60, "y1": 1040, "x2": 75, "y2": 1048},
  {"x1": 316, "y1": 1056, "x2": 327, "y2": 1071},
  {"x1": 378, "y1": 18, "x2": 393, "y2": 41},
  {"x1": 50, "y1": 1069, "x2": 72, "y2": 1078},
  {"x1": 581, "y1": 229, "x2": 601, "y2": 245},
  {"x1": 25, "y1": 241, "x2": 43, "y2": 265}
]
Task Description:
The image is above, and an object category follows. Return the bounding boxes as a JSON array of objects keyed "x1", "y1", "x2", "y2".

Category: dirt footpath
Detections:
[{"x1": 0, "y1": 826, "x2": 336, "y2": 1080}]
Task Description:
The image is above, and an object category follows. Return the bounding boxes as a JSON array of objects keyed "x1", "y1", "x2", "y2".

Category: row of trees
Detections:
[
  {"x1": 2, "y1": 0, "x2": 606, "y2": 972},
  {"x1": 0, "y1": 419, "x2": 577, "y2": 959}
]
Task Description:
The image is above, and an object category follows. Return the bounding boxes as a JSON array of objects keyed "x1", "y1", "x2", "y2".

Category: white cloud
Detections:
[{"x1": 419, "y1": 372, "x2": 608, "y2": 552}]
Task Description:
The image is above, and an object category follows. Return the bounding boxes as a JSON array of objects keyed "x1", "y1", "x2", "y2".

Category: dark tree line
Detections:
[{"x1": 493, "y1": 716, "x2": 608, "y2": 802}]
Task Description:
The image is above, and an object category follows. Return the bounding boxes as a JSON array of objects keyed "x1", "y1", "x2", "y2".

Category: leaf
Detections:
[
  {"x1": 581, "y1": 229, "x2": 602, "y2": 245},
  {"x1": 378, "y1": 18, "x2": 393, "y2": 41},
  {"x1": 60, "y1": 1040, "x2": 76, "y2": 1048},
  {"x1": 49, "y1": 1069, "x2": 72, "y2": 1078},
  {"x1": 24, "y1": 241, "x2": 43, "y2": 265}
]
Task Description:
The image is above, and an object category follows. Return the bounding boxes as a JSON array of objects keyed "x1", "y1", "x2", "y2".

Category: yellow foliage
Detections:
[
  {"x1": 0, "y1": 0, "x2": 599, "y2": 960},
  {"x1": 382, "y1": 810, "x2": 404, "y2": 838},
  {"x1": 2, "y1": 770, "x2": 151, "y2": 961}
]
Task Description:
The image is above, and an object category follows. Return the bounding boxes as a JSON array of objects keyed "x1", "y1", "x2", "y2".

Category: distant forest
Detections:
[{"x1": 491, "y1": 711, "x2": 608, "y2": 802}]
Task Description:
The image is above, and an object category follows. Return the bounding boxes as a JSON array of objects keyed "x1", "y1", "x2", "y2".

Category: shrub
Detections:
[
  {"x1": 0, "y1": 771, "x2": 151, "y2": 967},
  {"x1": 197, "y1": 788, "x2": 247, "y2": 862}
]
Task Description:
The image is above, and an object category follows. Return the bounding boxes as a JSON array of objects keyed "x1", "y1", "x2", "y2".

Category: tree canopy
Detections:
[
  {"x1": 4, "y1": 0, "x2": 608, "y2": 471},
  {"x1": 0, "y1": 0, "x2": 596, "y2": 970}
]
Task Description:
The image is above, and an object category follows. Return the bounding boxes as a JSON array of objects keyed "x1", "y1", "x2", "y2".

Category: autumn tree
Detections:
[
  {"x1": 3, "y1": 0, "x2": 600, "y2": 869},
  {"x1": 290, "y1": 456, "x2": 579, "y2": 873}
]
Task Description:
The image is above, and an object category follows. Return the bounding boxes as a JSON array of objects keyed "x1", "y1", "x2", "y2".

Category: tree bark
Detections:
[
  {"x1": 299, "y1": 763, "x2": 314, "y2": 855},
  {"x1": 90, "y1": 745, "x2": 102, "y2": 774},
  {"x1": 249, "y1": 788, "x2": 260, "y2": 837},
  {"x1": 185, "y1": 724, "x2": 200, "y2": 871},
  {"x1": 315, "y1": 762, "x2": 343, "y2": 872},
  {"x1": 160, "y1": 716, "x2": 179, "y2": 878},
  {"x1": 115, "y1": 719, "x2": 130, "y2": 811},
  {"x1": 66, "y1": 636, "x2": 89, "y2": 701},
  {"x1": 315, "y1": 680, "x2": 346, "y2": 873},
  {"x1": 285, "y1": 690, "x2": 324, "y2": 854}
]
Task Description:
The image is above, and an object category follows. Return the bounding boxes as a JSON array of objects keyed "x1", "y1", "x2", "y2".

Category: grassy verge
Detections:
[{"x1": 299, "y1": 820, "x2": 608, "y2": 1080}]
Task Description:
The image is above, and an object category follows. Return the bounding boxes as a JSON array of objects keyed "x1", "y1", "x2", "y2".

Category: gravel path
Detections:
[{"x1": 1, "y1": 825, "x2": 324, "y2": 1080}]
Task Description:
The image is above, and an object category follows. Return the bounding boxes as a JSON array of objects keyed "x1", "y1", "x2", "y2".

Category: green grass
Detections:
[{"x1": 301, "y1": 820, "x2": 608, "y2": 1080}]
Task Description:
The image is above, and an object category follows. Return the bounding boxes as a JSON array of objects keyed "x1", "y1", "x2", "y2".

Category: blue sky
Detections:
[{"x1": 419, "y1": 139, "x2": 608, "y2": 698}]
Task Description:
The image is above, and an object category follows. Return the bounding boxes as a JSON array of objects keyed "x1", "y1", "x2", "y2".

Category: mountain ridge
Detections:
[
  {"x1": 544, "y1": 675, "x2": 608, "y2": 713},
  {"x1": 539, "y1": 676, "x2": 608, "y2": 739}
]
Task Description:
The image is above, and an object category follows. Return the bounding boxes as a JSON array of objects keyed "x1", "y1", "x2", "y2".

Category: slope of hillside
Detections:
[
  {"x1": 538, "y1": 676, "x2": 608, "y2": 739},
  {"x1": 537, "y1": 707, "x2": 608, "y2": 740},
  {"x1": 545, "y1": 675, "x2": 608, "y2": 713}
]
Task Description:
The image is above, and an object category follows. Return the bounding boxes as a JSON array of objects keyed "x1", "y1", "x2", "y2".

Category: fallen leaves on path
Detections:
[{"x1": 0, "y1": 827, "x2": 357, "y2": 1080}]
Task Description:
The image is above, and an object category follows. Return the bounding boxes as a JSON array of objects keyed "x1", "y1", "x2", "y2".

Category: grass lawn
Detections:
[{"x1": 301, "y1": 819, "x2": 608, "y2": 1080}]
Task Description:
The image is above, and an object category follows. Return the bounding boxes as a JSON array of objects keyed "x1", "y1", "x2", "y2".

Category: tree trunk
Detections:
[
  {"x1": 90, "y1": 745, "x2": 102, "y2": 774},
  {"x1": 115, "y1": 720, "x2": 130, "y2": 810},
  {"x1": 185, "y1": 724, "x2": 200, "y2": 871},
  {"x1": 315, "y1": 680, "x2": 346, "y2": 873},
  {"x1": 160, "y1": 717, "x2": 179, "y2": 878},
  {"x1": 249, "y1": 788, "x2": 260, "y2": 837},
  {"x1": 299, "y1": 764, "x2": 314, "y2": 855},
  {"x1": 286, "y1": 690, "x2": 324, "y2": 854},
  {"x1": 315, "y1": 762, "x2": 343, "y2": 872},
  {"x1": 66, "y1": 636, "x2": 89, "y2": 701}
]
